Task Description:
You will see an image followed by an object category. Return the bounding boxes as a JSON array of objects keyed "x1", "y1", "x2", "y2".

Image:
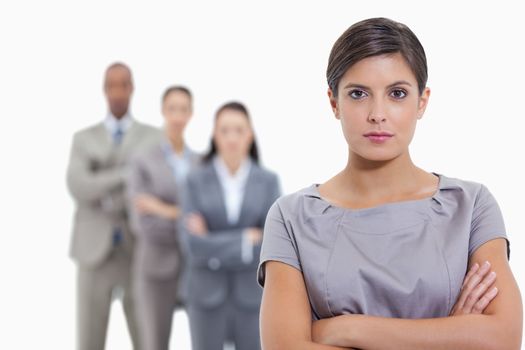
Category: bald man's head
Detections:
[{"x1": 104, "y1": 62, "x2": 133, "y2": 119}]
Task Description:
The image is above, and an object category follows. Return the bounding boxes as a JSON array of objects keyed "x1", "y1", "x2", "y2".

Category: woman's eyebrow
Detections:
[
  {"x1": 343, "y1": 80, "x2": 413, "y2": 90},
  {"x1": 386, "y1": 80, "x2": 412, "y2": 88}
]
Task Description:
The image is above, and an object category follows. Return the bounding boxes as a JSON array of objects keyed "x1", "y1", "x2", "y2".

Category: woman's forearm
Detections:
[
  {"x1": 263, "y1": 339, "x2": 351, "y2": 350},
  {"x1": 302, "y1": 342, "x2": 350, "y2": 350},
  {"x1": 157, "y1": 202, "x2": 180, "y2": 219},
  {"x1": 321, "y1": 313, "x2": 519, "y2": 350},
  {"x1": 146, "y1": 201, "x2": 180, "y2": 219}
]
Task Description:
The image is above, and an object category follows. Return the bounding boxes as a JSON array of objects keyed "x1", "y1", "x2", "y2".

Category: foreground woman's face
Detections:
[
  {"x1": 329, "y1": 52, "x2": 430, "y2": 162},
  {"x1": 214, "y1": 110, "x2": 253, "y2": 160}
]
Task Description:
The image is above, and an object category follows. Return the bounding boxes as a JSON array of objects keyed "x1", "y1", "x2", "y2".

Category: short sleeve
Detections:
[
  {"x1": 257, "y1": 200, "x2": 302, "y2": 287},
  {"x1": 469, "y1": 184, "x2": 510, "y2": 259}
]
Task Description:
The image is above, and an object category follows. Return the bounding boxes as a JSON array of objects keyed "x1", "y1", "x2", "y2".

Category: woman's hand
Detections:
[
  {"x1": 135, "y1": 193, "x2": 162, "y2": 214},
  {"x1": 450, "y1": 261, "x2": 498, "y2": 316},
  {"x1": 312, "y1": 316, "x2": 344, "y2": 346},
  {"x1": 185, "y1": 212, "x2": 208, "y2": 236},
  {"x1": 312, "y1": 315, "x2": 359, "y2": 348},
  {"x1": 134, "y1": 193, "x2": 180, "y2": 219},
  {"x1": 244, "y1": 227, "x2": 263, "y2": 245}
]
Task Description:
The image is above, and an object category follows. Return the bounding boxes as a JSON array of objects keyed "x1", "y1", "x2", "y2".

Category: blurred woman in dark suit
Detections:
[{"x1": 180, "y1": 101, "x2": 281, "y2": 350}]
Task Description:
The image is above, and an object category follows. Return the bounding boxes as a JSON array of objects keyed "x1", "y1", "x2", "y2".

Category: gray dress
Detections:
[{"x1": 257, "y1": 173, "x2": 509, "y2": 320}]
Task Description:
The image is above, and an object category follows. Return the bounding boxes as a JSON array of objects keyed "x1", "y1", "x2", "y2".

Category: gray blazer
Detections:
[
  {"x1": 67, "y1": 120, "x2": 161, "y2": 266},
  {"x1": 180, "y1": 160, "x2": 281, "y2": 310},
  {"x1": 126, "y1": 144, "x2": 200, "y2": 279}
]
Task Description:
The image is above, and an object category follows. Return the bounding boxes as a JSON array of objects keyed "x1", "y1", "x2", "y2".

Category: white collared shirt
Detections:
[
  {"x1": 213, "y1": 155, "x2": 252, "y2": 225},
  {"x1": 104, "y1": 112, "x2": 133, "y2": 137},
  {"x1": 213, "y1": 155, "x2": 254, "y2": 264},
  {"x1": 162, "y1": 140, "x2": 193, "y2": 187}
]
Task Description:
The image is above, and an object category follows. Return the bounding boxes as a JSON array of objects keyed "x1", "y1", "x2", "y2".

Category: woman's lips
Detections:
[{"x1": 363, "y1": 132, "x2": 394, "y2": 144}]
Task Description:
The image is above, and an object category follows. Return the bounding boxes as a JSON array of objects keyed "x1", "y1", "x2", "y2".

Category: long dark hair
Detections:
[{"x1": 203, "y1": 101, "x2": 259, "y2": 164}]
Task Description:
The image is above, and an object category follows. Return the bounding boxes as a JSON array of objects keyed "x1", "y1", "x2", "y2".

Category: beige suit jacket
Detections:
[{"x1": 67, "y1": 119, "x2": 161, "y2": 266}]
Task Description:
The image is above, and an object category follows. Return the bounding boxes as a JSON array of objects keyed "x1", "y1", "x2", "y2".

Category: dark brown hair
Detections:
[
  {"x1": 203, "y1": 101, "x2": 260, "y2": 163},
  {"x1": 162, "y1": 85, "x2": 192, "y2": 103},
  {"x1": 327, "y1": 17, "x2": 428, "y2": 97}
]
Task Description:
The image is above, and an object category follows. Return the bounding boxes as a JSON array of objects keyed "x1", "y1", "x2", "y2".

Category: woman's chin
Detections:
[{"x1": 354, "y1": 149, "x2": 402, "y2": 163}]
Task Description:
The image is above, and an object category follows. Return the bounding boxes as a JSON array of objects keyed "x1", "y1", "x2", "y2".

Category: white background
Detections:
[{"x1": 1, "y1": 1, "x2": 524, "y2": 349}]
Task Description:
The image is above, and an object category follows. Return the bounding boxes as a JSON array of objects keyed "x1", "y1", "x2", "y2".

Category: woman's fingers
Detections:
[
  {"x1": 451, "y1": 261, "x2": 499, "y2": 316},
  {"x1": 461, "y1": 263, "x2": 480, "y2": 289},
  {"x1": 185, "y1": 213, "x2": 208, "y2": 235},
  {"x1": 462, "y1": 270, "x2": 497, "y2": 313},
  {"x1": 455, "y1": 261, "x2": 492, "y2": 311},
  {"x1": 471, "y1": 287, "x2": 499, "y2": 314}
]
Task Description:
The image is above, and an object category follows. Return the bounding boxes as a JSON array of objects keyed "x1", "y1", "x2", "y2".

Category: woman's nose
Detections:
[
  {"x1": 368, "y1": 100, "x2": 387, "y2": 123},
  {"x1": 368, "y1": 114, "x2": 387, "y2": 123}
]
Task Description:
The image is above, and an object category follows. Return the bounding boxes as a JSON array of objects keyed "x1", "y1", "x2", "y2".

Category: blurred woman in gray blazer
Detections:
[
  {"x1": 126, "y1": 86, "x2": 200, "y2": 350},
  {"x1": 180, "y1": 101, "x2": 281, "y2": 350}
]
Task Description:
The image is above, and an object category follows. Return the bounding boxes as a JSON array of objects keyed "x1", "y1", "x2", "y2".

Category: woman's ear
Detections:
[
  {"x1": 327, "y1": 88, "x2": 340, "y2": 119},
  {"x1": 417, "y1": 87, "x2": 431, "y2": 119}
]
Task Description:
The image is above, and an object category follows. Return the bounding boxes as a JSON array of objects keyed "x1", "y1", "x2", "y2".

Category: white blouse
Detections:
[{"x1": 212, "y1": 155, "x2": 252, "y2": 225}]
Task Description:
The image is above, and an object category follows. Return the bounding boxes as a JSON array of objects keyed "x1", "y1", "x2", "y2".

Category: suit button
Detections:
[{"x1": 208, "y1": 257, "x2": 221, "y2": 270}]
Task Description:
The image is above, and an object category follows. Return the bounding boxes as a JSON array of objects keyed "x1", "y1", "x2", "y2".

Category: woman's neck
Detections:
[
  {"x1": 219, "y1": 155, "x2": 246, "y2": 176},
  {"x1": 331, "y1": 150, "x2": 435, "y2": 206},
  {"x1": 166, "y1": 132, "x2": 185, "y2": 155},
  {"x1": 347, "y1": 152, "x2": 416, "y2": 191}
]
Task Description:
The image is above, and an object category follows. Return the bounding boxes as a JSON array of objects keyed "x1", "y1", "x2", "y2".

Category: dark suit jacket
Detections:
[{"x1": 180, "y1": 159, "x2": 281, "y2": 310}]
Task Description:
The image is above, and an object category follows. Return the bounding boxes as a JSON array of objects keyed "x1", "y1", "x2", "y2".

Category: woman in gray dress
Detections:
[
  {"x1": 258, "y1": 18, "x2": 522, "y2": 349},
  {"x1": 180, "y1": 101, "x2": 281, "y2": 350}
]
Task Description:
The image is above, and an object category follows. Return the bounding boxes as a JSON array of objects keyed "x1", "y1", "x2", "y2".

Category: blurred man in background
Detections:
[{"x1": 66, "y1": 62, "x2": 160, "y2": 350}]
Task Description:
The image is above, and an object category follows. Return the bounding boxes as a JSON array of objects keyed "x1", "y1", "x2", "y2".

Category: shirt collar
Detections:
[
  {"x1": 104, "y1": 112, "x2": 133, "y2": 134},
  {"x1": 302, "y1": 172, "x2": 462, "y2": 211},
  {"x1": 213, "y1": 155, "x2": 252, "y2": 183},
  {"x1": 161, "y1": 138, "x2": 190, "y2": 160}
]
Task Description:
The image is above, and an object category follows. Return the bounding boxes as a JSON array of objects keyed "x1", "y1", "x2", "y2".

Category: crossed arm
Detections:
[
  {"x1": 66, "y1": 132, "x2": 130, "y2": 217},
  {"x1": 260, "y1": 238, "x2": 522, "y2": 350}
]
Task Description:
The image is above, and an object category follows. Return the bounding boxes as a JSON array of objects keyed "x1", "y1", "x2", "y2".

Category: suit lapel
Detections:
[
  {"x1": 204, "y1": 162, "x2": 231, "y2": 228},
  {"x1": 155, "y1": 145, "x2": 181, "y2": 201},
  {"x1": 94, "y1": 122, "x2": 112, "y2": 147},
  {"x1": 118, "y1": 120, "x2": 141, "y2": 161},
  {"x1": 93, "y1": 119, "x2": 136, "y2": 163},
  {"x1": 203, "y1": 160, "x2": 265, "y2": 229},
  {"x1": 92, "y1": 123, "x2": 119, "y2": 164},
  {"x1": 238, "y1": 164, "x2": 262, "y2": 227}
]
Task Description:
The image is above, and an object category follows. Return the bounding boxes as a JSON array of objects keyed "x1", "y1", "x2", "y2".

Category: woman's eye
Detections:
[
  {"x1": 349, "y1": 89, "x2": 367, "y2": 99},
  {"x1": 390, "y1": 89, "x2": 407, "y2": 99}
]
